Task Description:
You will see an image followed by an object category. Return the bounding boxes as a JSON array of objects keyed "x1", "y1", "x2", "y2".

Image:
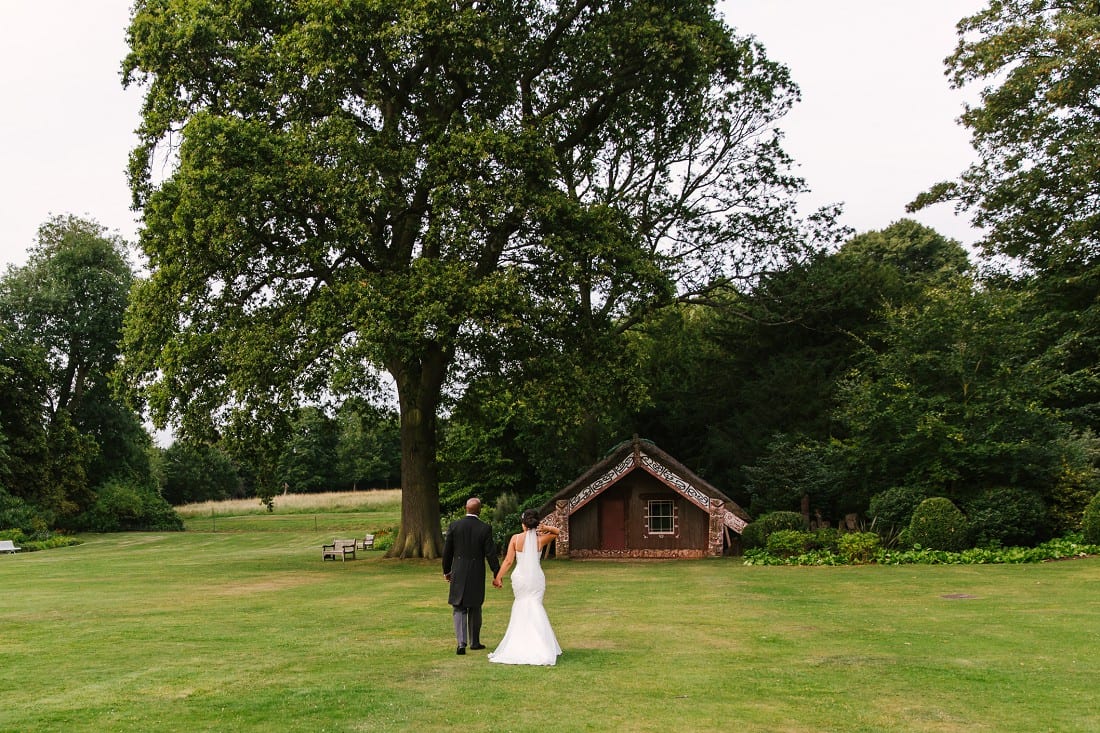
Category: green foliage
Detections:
[
  {"x1": 741, "y1": 510, "x2": 806, "y2": 549},
  {"x1": 120, "y1": 0, "x2": 826, "y2": 558},
  {"x1": 807, "y1": 527, "x2": 840, "y2": 552},
  {"x1": 0, "y1": 215, "x2": 158, "y2": 527},
  {"x1": 743, "y1": 535, "x2": 1100, "y2": 566},
  {"x1": 965, "y1": 487, "x2": 1050, "y2": 548},
  {"x1": 912, "y1": 1, "x2": 1100, "y2": 273},
  {"x1": 335, "y1": 402, "x2": 400, "y2": 491},
  {"x1": 837, "y1": 532, "x2": 880, "y2": 564},
  {"x1": 0, "y1": 490, "x2": 42, "y2": 535},
  {"x1": 75, "y1": 479, "x2": 183, "y2": 532},
  {"x1": 908, "y1": 497, "x2": 970, "y2": 552},
  {"x1": 160, "y1": 441, "x2": 240, "y2": 505},
  {"x1": 1046, "y1": 432, "x2": 1100, "y2": 534},
  {"x1": 912, "y1": 1, "x2": 1100, "y2": 447},
  {"x1": 1082, "y1": 492, "x2": 1100, "y2": 544},
  {"x1": 276, "y1": 407, "x2": 340, "y2": 493},
  {"x1": 742, "y1": 434, "x2": 835, "y2": 516},
  {"x1": 371, "y1": 528, "x2": 396, "y2": 555},
  {"x1": 868, "y1": 486, "x2": 929, "y2": 530},
  {"x1": 765, "y1": 529, "x2": 811, "y2": 558},
  {"x1": 631, "y1": 221, "x2": 966, "y2": 515},
  {"x1": 834, "y1": 281, "x2": 1069, "y2": 510}
]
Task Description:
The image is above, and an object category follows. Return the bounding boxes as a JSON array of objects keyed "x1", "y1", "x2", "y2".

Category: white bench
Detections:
[
  {"x1": 0, "y1": 540, "x2": 21, "y2": 553},
  {"x1": 322, "y1": 539, "x2": 356, "y2": 561},
  {"x1": 360, "y1": 534, "x2": 375, "y2": 550}
]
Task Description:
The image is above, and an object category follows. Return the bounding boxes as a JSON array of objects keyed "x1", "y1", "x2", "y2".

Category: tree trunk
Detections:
[{"x1": 386, "y1": 347, "x2": 447, "y2": 559}]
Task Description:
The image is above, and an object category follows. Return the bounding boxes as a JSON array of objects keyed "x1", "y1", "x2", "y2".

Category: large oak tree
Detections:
[{"x1": 121, "y1": 0, "x2": 824, "y2": 557}]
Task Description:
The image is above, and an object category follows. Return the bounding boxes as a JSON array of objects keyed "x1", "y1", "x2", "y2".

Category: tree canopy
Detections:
[{"x1": 121, "y1": 0, "x2": 829, "y2": 557}]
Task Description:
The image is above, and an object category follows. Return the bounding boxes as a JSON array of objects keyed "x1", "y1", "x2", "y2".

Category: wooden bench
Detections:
[
  {"x1": 0, "y1": 540, "x2": 21, "y2": 554},
  {"x1": 360, "y1": 534, "x2": 375, "y2": 551},
  {"x1": 322, "y1": 539, "x2": 357, "y2": 561}
]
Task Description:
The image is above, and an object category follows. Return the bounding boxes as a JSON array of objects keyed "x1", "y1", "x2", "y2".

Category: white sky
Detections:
[{"x1": 0, "y1": 1, "x2": 984, "y2": 272}]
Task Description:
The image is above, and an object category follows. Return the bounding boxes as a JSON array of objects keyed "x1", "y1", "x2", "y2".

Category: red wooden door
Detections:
[{"x1": 600, "y1": 495, "x2": 626, "y2": 550}]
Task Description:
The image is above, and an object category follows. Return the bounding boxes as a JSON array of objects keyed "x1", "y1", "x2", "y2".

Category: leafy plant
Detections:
[
  {"x1": 868, "y1": 485, "x2": 928, "y2": 530},
  {"x1": 965, "y1": 486, "x2": 1050, "y2": 547},
  {"x1": 837, "y1": 532, "x2": 880, "y2": 564},
  {"x1": 908, "y1": 497, "x2": 970, "y2": 552},
  {"x1": 765, "y1": 529, "x2": 811, "y2": 558},
  {"x1": 1083, "y1": 492, "x2": 1100, "y2": 544}
]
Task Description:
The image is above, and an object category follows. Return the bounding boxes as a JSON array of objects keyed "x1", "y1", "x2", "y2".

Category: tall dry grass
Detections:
[{"x1": 174, "y1": 489, "x2": 401, "y2": 517}]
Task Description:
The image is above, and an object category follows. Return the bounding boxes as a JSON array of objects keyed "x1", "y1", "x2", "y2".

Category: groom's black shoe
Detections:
[
  {"x1": 456, "y1": 645, "x2": 466, "y2": 655},
  {"x1": 470, "y1": 644, "x2": 486, "y2": 650}
]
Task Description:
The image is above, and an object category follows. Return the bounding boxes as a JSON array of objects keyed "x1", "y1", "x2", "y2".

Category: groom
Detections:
[{"x1": 442, "y1": 497, "x2": 500, "y2": 655}]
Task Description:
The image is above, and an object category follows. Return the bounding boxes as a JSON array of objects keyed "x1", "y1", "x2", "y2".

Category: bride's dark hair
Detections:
[{"x1": 521, "y1": 509, "x2": 540, "y2": 529}]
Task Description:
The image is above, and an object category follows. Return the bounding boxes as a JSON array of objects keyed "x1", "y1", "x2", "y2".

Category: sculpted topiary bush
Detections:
[
  {"x1": 908, "y1": 497, "x2": 970, "y2": 552},
  {"x1": 1083, "y1": 492, "x2": 1100, "y2": 545}
]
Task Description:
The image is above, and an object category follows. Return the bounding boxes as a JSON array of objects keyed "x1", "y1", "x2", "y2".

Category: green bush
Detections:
[
  {"x1": 741, "y1": 511, "x2": 805, "y2": 549},
  {"x1": 807, "y1": 527, "x2": 839, "y2": 552},
  {"x1": 373, "y1": 528, "x2": 396, "y2": 554},
  {"x1": 838, "y1": 532, "x2": 880, "y2": 563},
  {"x1": 869, "y1": 486, "x2": 928, "y2": 529},
  {"x1": 0, "y1": 490, "x2": 45, "y2": 535},
  {"x1": 765, "y1": 530, "x2": 811, "y2": 558},
  {"x1": 908, "y1": 497, "x2": 969, "y2": 551},
  {"x1": 75, "y1": 479, "x2": 183, "y2": 532},
  {"x1": 741, "y1": 521, "x2": 765, "y2": 549},
  {"x1": 1083, "y1": 492, "x2": 1100, "y2": 544},
  {"x1": 965, "y1": 487, "x2": 1050, "y2": 547}
]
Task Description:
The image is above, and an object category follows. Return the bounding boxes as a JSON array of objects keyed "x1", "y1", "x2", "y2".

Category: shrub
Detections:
[
  {"x1": 908, "y1": 497, "x2": 969, "y2": 551},
  {"x1": 807, "y1": 527, "x2": 839, "y2": 552},
  {"x1": 1083, "y1": 492, "x2": 1100, "y2": 544},
  {"x1": 0, "y1": 490, "x2": 45, "y2": 535},
  {"x1": 765, "y1": 530, "x2": 811, "y2": 558},
  {"x1": 965, "y1": 487, "x2": 1050, "y2": 547},
  {"x1": 837, "y1": 532, "x2": 880, "y2": 563},
  {"x1": 373, "y1": 528, "x2": 396, "y2": 554},
  {"x1": 741, "y1": 511, "x2": 805, "y2": 549},
  {"x1": 76, "y1": 479, "x2": 184, "y2": 532},
  {"x1": 868, "y1": 486, "x2": 928, "y2": 530},
  {"x1": 741, "y1": 521, "x2": 765, "y2": 549}
]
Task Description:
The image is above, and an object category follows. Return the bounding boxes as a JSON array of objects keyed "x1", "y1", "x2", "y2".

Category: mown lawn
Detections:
[{"x1": 2, "y1": 519, "x2": 1098, "y2": 732}]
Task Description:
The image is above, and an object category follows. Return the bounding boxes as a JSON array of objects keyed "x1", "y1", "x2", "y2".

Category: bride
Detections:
[{"x1": 489, "y1": 509, "x2": 562, "y2": 666}]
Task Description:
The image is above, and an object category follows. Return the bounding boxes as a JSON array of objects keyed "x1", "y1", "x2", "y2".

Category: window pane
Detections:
[{"x1": 649, "y1": 500, "x2": 674, "y2": 534}]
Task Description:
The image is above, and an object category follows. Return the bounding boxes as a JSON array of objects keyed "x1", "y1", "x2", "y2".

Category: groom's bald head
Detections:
[{"x1": 466, "y1": 497, "x2": 482, "y2": 515}]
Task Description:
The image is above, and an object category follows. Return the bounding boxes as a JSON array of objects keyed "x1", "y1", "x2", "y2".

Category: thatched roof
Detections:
[{"x1": 539, "y1": 436, "x2": 750, "y2": 524}]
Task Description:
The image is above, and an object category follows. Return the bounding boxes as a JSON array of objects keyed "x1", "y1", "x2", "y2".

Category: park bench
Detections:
[
  {"x1": 322, "y1": 539, "x2": 357, "y2": 561},
  {"x1": 360, "y1": 534, "x2": 375, "y2": 551},
  {"x1": 0, "y1": 540, "x2": 21, "y2": 553}
]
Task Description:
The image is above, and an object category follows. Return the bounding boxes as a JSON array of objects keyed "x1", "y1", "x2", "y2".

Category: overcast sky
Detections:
[{"x1": 0, "y1": 1, "x2": 985, "y2": 272}]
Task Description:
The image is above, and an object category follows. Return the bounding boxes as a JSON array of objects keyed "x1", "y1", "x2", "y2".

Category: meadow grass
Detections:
[
  {"x1": 1, "y1": 505, "x2": 1098, "y2": 732},
  {"x1": 175, "y1": 490, "x2": 402, "y2": 534}
]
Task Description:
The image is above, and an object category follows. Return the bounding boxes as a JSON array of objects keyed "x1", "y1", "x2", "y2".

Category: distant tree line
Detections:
[{"x1": 3, "y1": 212, "x2": 1098, "y2": 550}]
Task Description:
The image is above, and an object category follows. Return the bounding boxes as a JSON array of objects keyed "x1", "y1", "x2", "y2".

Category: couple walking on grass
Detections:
[{"x1": 442, "y1": 497, "x2": 562, "y2": 665}]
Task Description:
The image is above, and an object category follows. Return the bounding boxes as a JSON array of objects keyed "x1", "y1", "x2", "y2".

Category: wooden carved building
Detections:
[{"x1": 539, "y1": 437, "x2": 750, "y2": 559}]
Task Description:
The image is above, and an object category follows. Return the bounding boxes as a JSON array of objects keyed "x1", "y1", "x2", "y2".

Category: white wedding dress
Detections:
[{"x1": 488, "y1": 529, "x2": 562, "y2": 666}]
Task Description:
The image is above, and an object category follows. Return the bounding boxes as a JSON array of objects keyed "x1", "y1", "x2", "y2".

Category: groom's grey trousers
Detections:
[{"x1": 452, "y1": 605, "x2": 482, "y2": 647}]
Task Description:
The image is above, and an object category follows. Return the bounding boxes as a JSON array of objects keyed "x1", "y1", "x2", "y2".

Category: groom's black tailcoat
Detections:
[{"x1": 442, "y1": 515, "x2": 500, "y2": 608}]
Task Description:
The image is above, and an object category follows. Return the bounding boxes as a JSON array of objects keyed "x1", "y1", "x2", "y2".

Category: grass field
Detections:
[{"x1": 2, "y1": 493, "x2": 1098, "y2": 732}]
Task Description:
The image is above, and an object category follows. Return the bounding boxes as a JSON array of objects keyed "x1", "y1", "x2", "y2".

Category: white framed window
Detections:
[{"x1": 647, "y1": 499, "x2": 677, "y2": 536}]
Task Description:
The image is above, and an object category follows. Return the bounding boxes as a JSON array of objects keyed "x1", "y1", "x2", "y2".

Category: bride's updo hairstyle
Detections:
[{"x1": 521, "y1": 509, "x2": 540, "y2": 530}]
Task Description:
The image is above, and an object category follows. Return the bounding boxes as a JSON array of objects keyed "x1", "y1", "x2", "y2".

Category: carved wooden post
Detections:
[{"x1": 555, "y1": 500, "x2": 570, "y2": 557}]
